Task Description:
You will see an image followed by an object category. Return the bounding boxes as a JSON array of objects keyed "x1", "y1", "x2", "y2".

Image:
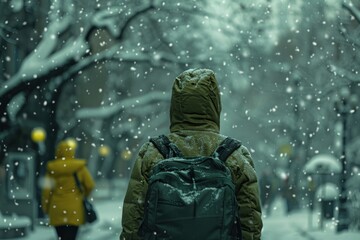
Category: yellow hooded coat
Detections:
[
  {"x1": 41, "y1": 140, "x2": 95, "y2": 226},
  {"x1": 120, "y1": 69, "x2": 262, "y2": 240}
]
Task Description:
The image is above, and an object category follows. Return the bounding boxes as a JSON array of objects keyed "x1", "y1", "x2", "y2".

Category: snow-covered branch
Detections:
[
  {"x1": 116, "y1": 4, "x2": 155, "y2": 41},
  {"x1": 0, "y1": 15, "x2": 82, "y2": 96},
  {"x1": 328, "y1": 64, "x2": 360, "y2": 82},
  {"x1": 0, "y1": 23, "x2": 16, "y2": 43},
  {"x1": 92, "y1": 7, "x2": 125, "y2": 37},
  {"x1": 55, "y1": 47, "x2": 181, "y2": 96},
  {"x1": 0, "y1": 3, "x2": 156, "y2": 108},
  {"x1": 343, "y1": 1, "x2": 360, "y2": 23},
  {"x1": 87, "y1": 4, "x2": 155, "y2": 41},
  {"x1": 75, "y1": 91, "x2": 169, "y2": 119}
]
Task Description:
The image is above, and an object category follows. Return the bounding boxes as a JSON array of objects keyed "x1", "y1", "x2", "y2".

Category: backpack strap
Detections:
[
  {"x1": 215, "y1": 137, "x2": 242, "y2": 162},
  {"x1": 150, "y1": 135, "x2": 183, "y2": 158},
  {"x1": 73, "y1": 172, "x2": 84, "y2": 193}
]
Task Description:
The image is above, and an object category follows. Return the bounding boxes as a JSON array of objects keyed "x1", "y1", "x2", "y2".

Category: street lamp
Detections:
[
  {"x1": 31, "y1": 127, "x2": 46, "y2": 155},
  {"x1": 334, "y1": 87, "x2": 358, "y2": 232},
  {"x1": 30, "y1": 127, "x2": 47, "y2": 220},
  {"x1": 121, "y1": 149, "x2": 132, "y2": 161},
  {"x1": 97, "y1": 144, "x2": 112, "y2": 179},
  {"x1": 31, "y1": 127, "x2": 46, "y2": 143},
  {"x1": 98, "y1": 145, "x2": 110, "y2": 157}
]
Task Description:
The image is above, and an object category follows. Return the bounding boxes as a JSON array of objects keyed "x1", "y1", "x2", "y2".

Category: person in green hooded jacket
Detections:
[{"x1": 120, "y1": 68, "x2": 263, "y2": 240}]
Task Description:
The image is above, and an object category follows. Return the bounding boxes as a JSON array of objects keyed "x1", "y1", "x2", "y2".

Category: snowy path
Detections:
[
  {"x1": 9, "y1": 186, "x2": 360, "y2": 240},
  {"x1": 262, "y1": 197, "x2": 360, "y2": 240},
  {"x1": 16, "y1": 197, "x2": 123, "y2": 240},
  {"x1": 262, "y1": 197, "x2": 308, "y2": 240}
]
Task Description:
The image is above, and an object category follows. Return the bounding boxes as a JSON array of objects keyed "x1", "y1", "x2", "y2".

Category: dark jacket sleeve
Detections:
[{"x1": 227, "y1": 146, "x2": 263, "y2": 240}]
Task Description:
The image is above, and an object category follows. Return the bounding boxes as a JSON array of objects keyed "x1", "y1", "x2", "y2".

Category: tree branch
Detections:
[
  {"x1": 0, "y1": 15, "x2": 84, "y2": 98},
  {"x1": 0, "y1": 3, "x2": 157, "y2": 113},
  {"x1": 86, "y1": 4, "x2": 156, "y2": 41},
  {"x1": 328, "y1": 64, "x2": 360, "y2": 82},
  {"x1": 75, "y1": 91, "x2": 169, "y2": 119},
  {"x1": 116, "y1": 4, "x2": 156, "y2": 41},
  {"x1": 343, "y1": 1, "x2": 360, "y2": 23}
]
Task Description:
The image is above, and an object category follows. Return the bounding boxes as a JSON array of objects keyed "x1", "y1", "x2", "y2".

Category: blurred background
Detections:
[{"x1": 0, "y1": 0, "x2": 360, "y2": 239}]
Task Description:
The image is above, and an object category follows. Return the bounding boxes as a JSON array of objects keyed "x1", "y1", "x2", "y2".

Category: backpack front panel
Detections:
[{"x1": 139, "y1": 156, "x2": 238, "y2": 240}]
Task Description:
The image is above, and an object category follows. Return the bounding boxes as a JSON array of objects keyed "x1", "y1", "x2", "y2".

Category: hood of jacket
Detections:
[
  {"x1": 46, "y1": 159, "x2": 86, "y2": 176},
  {"x1": 47, "y1": 139, "x2": 86, "y2": 176},
  {"x1": 55, "y1": 139, "x2": 76, "y2": 159},
  {"x1": 170, "y1": 68, "x2": 222, "y2": 133}
]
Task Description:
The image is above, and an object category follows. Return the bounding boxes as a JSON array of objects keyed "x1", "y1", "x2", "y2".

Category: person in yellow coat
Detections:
[{"x1": 41, "y1": 139, "x2": 95, "y2": 240}]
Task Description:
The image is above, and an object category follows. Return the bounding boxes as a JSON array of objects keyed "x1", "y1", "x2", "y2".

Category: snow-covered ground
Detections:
[
  {"x1": 262, "y1": 197, "x2": 360, "y2": 240},
  {"x1": 1, "y1": 179, "x2": 126, "y2": 240},
  {"x1": 3, "y1": 180, "x2": 360, "y2": 240},
  {"x1": 16, "y1": 198, "x2": 123, "y2": 240}
]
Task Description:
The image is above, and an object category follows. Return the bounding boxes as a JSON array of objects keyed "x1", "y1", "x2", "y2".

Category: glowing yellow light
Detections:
[
  {"x1": 99, "y1": 145, "x2": 110, "y2": 157},
  {"x1": 279, "y1": 144, "x2": 292, "y2": 155},
  {"x1": 31, "y1": 127, "x2": 46, "y2": 143},
  {"x1": 121, "y1": 149, "x2": 132, "y2": 160}
]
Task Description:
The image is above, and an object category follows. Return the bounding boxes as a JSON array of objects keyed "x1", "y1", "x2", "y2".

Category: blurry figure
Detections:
[
  {"x1": 281, "y1": 175, "x2": 298, "y2": 214},
  {"x1": 306, "y1": 177, "x2": 316, "y2": 211},
  {"x1": 259, "y1": 169, "x2": 277, "y2": 216},
  {"x1": 41, "y1": 139, "x2": 95, "y2": 240}
]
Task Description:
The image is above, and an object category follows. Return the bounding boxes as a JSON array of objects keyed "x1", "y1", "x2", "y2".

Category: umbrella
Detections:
[{"x1": 304, "y1": 154, "x2": 341, "y2": 174}]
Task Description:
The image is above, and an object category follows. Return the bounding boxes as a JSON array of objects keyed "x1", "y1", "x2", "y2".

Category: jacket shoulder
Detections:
[{"x1": 226, "y1": 144, "x2": 258, "y2": 182}]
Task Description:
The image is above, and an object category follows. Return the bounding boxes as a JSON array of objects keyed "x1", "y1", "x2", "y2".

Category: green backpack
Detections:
[{"x1": 139, "y1": 135, "x2": 242, "y2": 240}]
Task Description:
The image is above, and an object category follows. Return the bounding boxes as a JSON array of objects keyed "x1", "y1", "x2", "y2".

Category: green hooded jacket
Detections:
[{"x1": 120, "y1": 69, "x2": 263, "y2": 240}]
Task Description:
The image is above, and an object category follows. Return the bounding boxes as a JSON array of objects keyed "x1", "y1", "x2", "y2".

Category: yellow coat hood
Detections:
[{"x1": 47, "y1": 140, "x2": 86, "y2": 176}]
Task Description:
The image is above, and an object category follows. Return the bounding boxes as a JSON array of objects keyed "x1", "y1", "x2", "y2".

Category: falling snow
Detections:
[{"x1": 0, "y1": 0, "x2": 360, "y2": 239}]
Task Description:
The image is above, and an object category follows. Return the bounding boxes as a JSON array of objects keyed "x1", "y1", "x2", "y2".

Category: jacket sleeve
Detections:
[
  {"x1": 80, "y1": 166, "x2": 95, "y2": 197},
  {"x1": 230, "y1": 146, "x2": 263, "y2": 240},
  {"x1": 120, "y1": 143, "x2": 153, "y2": 240}
]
